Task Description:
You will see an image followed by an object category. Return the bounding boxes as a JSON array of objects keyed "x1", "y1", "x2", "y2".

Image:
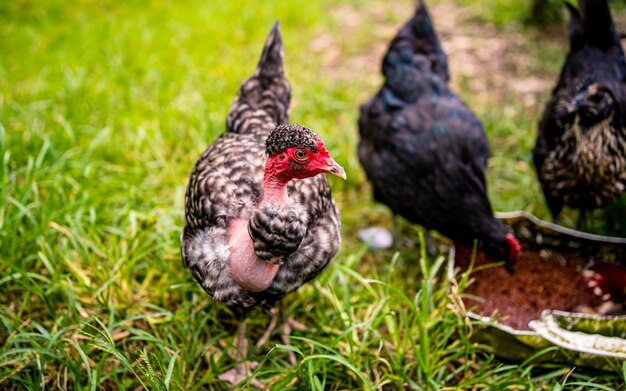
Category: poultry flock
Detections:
[{"x1": 182, "y1": 0, "x2": 626, "y2": 386}]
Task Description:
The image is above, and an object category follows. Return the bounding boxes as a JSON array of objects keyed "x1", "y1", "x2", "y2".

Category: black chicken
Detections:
[
  {"x1": 358, "y1": 0, "x2": 520, "y2": 271},
  {"x1": 181, "y1": 22, "x2": 346, "y2": 386},
  {"x1": 533, "y1": 0, "x2": 626, "y2": 229}
]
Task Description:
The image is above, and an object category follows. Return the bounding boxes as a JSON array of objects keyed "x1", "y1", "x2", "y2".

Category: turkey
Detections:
[
  {"x1": 181, "y1": 22, "x2": 345, "y2": 386},
  {"x1": 357, "y1": 0, "x2": 520, "y2": 271},
  {"x1": 533, "y1": 0, "x2": 626, "y2": 229}
]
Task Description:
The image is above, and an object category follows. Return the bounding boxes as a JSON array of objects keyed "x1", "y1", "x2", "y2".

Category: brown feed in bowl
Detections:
[{"x1": 454, "y1": 242, "x2": 604, "y2": 330}]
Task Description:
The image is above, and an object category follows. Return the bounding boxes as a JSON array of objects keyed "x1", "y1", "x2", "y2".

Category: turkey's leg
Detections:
[
  {"x1": 255, "y1": 306, "x2": 305, "y2": 366},
  {"x1": 255, "y1": 307, "x2": 280, "y2": 350},
  {"x1": 218, "y1": 320, "x2": 263, "y2": 388},
  {"x1": 278, "y1": 317, "x2": 306, "y2": 366}
]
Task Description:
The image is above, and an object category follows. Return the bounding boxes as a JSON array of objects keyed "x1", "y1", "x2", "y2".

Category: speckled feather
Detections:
[
  {"x1": 266, "y1": 124, "x2": 319, "y2": 155},
  {"x1": 182, "y1": 23, "x2": 341, "y2": 310},
  {"x1": 358, "y1": 0, "x2": 513, "y2": 260},
  {"x1": 533, "y1": 0, "x2": 626, "y2": 220},
  {"x1": 248, "y1": 201, "x2": 308, "y2": 265}
]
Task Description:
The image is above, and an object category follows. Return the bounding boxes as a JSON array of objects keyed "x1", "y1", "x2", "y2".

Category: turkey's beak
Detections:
[{"x1": 326, "y1": 160, "x2": 347, "y2": 180}]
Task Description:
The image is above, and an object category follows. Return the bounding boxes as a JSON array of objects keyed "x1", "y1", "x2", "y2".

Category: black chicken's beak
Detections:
[{"x1": 326, "y1": 160, "x2": 347, "y2": 180}]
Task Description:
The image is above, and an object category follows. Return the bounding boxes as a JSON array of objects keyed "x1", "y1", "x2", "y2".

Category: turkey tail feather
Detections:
[
  {"x1": 226, "y1": 21, "x2": 291, "y2": 135},
  {"x1": 254, "y1": 21, "x2": 285, "y2": 80}
]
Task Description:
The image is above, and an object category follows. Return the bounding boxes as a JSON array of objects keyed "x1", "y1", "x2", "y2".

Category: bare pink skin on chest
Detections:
[
  {"x1": 227, "y1": 173, "x2": 288, "y2": 292},
  {"x1": 227, "y1": 218, "x2": 279, "y2": 292}
]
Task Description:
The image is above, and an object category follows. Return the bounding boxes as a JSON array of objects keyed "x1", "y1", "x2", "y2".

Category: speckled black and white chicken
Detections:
[
  {"x1": 358, "y1": 0, "x2": 520, "y2": 271},
  {"x1": 181, "y1": 22, "x2": 345, "y2": 386},
  {"x1": 533, "y1": 0, "x2": 626, "y2": 229}
]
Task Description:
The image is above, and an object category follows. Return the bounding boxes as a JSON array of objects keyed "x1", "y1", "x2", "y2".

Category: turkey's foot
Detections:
[
  {"x1": 256, "y1": 308, "x2": 306, "y2": 366},
  {"x1": 219, "y1": 319, "x2": 263, "y2": 388},
  {"x1": 218, "y1": 361, "x2": 263, "y2": 388}
]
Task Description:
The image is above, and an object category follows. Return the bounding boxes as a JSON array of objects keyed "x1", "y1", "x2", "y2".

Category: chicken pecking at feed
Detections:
[
  {"x1": 181, "y1": 22, "x2": 346, "y2": 386},
  {"x1": 358, "y1": 0, "x2": 520, "y2": 272},
  {"x1": 533, "y1": 0, "x2": 626, "y2": 229}
]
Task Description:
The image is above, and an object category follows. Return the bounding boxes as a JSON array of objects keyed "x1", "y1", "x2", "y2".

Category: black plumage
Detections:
[
  {"x1": 533, "y1": 0, "x2": 626, "y2": 228},
  {"x1": 358, "y1": 0, "x2": 520, "y2": 270}
]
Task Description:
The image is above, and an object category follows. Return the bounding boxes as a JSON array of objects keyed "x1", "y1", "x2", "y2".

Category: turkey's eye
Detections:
[{"x1": 293, "y1": 149, "x2": 307, "y2": 161}]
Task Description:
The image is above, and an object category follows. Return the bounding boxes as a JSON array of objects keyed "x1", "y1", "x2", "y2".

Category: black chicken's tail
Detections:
[
  {"x1": 566, "y1": 0, "x2": 619, "y2": 51},
  {"x1": 226, "y1": 21, "x2": 291, "y2": 135},
  {"x1": 382, "y1": 0, "x2": 449, "y2": 82}
]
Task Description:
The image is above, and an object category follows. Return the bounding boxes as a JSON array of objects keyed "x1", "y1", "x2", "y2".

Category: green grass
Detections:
[{"x1": 2, "y1": 0, "x2": 626, "y2": 389}]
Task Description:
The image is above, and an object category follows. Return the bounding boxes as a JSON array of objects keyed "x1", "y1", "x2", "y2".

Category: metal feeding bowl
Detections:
[{"x1": 448, "y1": 211, "x2": 626, "y2": 370}]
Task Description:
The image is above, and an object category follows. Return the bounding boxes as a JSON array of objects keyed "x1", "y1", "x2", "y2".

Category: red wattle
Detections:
[{"x1": 505, "y1": 233, "x2": 521, "y2": 261}]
